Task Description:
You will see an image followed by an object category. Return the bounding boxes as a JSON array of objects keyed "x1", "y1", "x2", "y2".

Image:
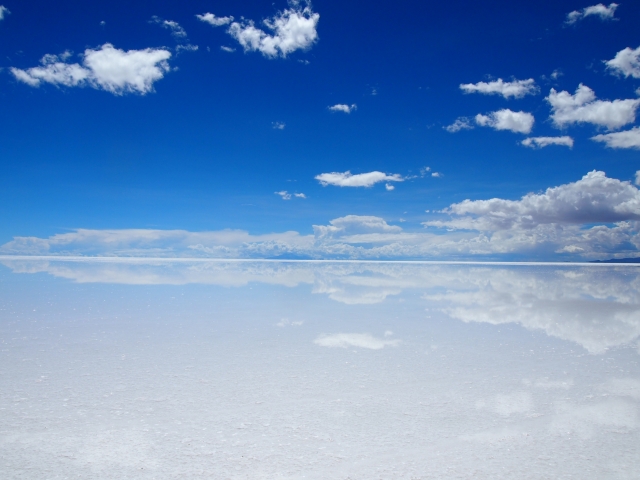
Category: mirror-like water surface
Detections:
[{"x1": 1, "y1": 259, "x2": 639, "y2": 479}]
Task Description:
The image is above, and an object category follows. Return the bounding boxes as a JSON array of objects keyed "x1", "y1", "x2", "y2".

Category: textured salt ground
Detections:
[{"x1": 0, "y1": 265, "x2": 639, "y2": 479}]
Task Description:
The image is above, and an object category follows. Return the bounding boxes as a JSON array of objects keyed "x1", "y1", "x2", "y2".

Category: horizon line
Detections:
[{"x1": 1, "y1": 255, "x2": 639, "y2": 267}]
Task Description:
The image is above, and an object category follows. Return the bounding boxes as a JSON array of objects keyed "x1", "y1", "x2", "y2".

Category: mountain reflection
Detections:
[{"x1": 2, "y1": 258, "x2": 639, "y2": 354}]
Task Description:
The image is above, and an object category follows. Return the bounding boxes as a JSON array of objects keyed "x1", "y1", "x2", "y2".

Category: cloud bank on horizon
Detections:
[{"x1": 2, "y1": 171, "x2": 639, "y2": 261}]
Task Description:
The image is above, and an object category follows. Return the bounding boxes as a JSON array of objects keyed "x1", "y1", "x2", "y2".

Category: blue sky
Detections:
[{"x1": 1, "y1": 0, "x2": 640, "y2": 260}]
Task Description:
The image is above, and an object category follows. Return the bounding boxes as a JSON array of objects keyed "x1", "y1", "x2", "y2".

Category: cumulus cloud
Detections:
[
  {"x1": 0, "y1": 5, "x2": 10, "y2": 21},
  {"x1": 425, "y1": 170, "x2": 640, "y2": 231},
  {"x1": 592, "y1": 127, "x2": 640, "y2": 149},
  {"x1": 566, "y1": 3, "x2": 619, "y2": 25},
  {"x1": 151, "y1": 16, "x2": 187, "y2": 39},
  {"x1": 196, "y1": 13, "x2": 234, "y2": 27},
  {"x1": 226, "y1": 5, "x2": 319, "y2": 58},
  {"x1": 606, "y1": 46, "x2": 640, "y2": 79},
  {"x1": 521, "y1": 136, "x2": 574, "y2": 148},
  {"x1": 460, "y1": 78, "x2": 538, "y2": 99},
  {"x1": 547, "y1": 84, "x2": 640, "y2": 130},
  {"x1": 328, "y1": 103, "x2": 356, "y2": 113},
  {"x1": 315, "y1": 171, "x2": 403, "y2": 187},
  {"x1": 444, "y1": 117, "x2": 474, "y2": 133},
  {"x1": 275, "y1": 190, "x2": 306, "y2": 200},
  {"x1": 475, "y1": 109, "x2": 534, "y2": 134},
  {"x1": 11, "y1": 44, "x2": 172, "y2": 95},
  {"x1": 314, "y1": 333, "x2": 400, "y2": 350}
]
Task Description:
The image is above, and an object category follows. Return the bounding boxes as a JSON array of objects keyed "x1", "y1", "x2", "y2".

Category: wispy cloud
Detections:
[
  {"x1": 547, "y1": 84, "x2": 640, "y2": 131},
  {"x1": 565, "y1": 3, "x2": 619, "y2": 25},
  {"x1": 0, "y1": 5, "x2": 10, "y2": 21},
  {"x1": 314, "y1": 333, "x2": 400, "y2": 349},
  {"x1": 220, "y1": 46, "x2": 236, "y2": 53},
  {"x1": 475, "y1": 109, "x2": 534, "y2": 134},
  {"x1": 444, "y1": 117, "x2": 474, "y2": 133},
  {"x1": 315, "y1": 171, "x2": 403, "y2": 187},
  {"x1": 328, "y1": 103, "x2": 357, "y2": 113},
  {"x1": 151, "y1": 16, "x2": 187, "y2": 39},
  {"x1": 275, "y1": 191, "x2": 306, "y2": 200},
  {"x1": 592, "y1": 127, "x2": 640, "y2": 149},
  {"x1": 272, "y1": 121, "x2": 286, "y2": 129},
  {"x1": 460, "y1": 78, "x2": 538, "y2": 99},
  {"x1": 11, "y1": 44, "x2": 172, "y2": 95},
  {"x1": 196, "y1": 13, "x2": 234, "y2": 27},
  {"x1": 522, "y1": 136, "x2": 574, "y2": 148}
]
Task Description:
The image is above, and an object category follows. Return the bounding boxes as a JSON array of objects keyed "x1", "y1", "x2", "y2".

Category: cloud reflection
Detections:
[{"x1": 2, "y1": 258, "x2": 639, "y2": 354}]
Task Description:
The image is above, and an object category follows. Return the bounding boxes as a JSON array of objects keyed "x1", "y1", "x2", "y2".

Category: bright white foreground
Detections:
[{"x1": 0, "y1": 260, "x2": 639, "y2": 479}]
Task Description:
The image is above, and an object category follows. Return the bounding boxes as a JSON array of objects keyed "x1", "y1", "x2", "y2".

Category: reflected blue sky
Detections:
[{"x1": 1, "y1": 260, "x2": 639, "y2": 477}]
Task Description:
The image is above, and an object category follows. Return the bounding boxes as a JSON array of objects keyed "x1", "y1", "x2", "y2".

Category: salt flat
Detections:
[{"x1": 1, "y1": 260, "x2": 639, "y2": 479}]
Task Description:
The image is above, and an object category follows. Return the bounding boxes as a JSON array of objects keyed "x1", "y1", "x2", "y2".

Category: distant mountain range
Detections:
[{"x1": 590, "y1": 258, "x2": 640, "y2": 263}]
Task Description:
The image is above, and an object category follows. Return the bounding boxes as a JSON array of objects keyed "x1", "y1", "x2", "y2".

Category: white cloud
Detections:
[
  {"x1": 606, "y1": 46, "x2": 640, "y2": 79},
  {"x1": 272, "y1": 121, "x2": 286, "y2": 129},
  {"x1": 566, "y1": 3, "x2": 619, "y2": 24},
  {"x1": 275, "y1": 190, "x2": 306, "y2": 200},
  {"x1": 521, "y1": 136, "x2": 574, "y2": 148},
  {"x1": 176, "y1": 44, "x2": 198, "y2": 53},
  {"x1": 636, "y1": 171, "x2": 640, "y2": 186},
  {"x1": 315, "y1": 171, "x2": 404, "y2": 187},
  {"x1": 11, "y1": 44, "x2": 172, "y2": 95},
  {"x1": 220, "y1": 46, "x2": 236, "y2": 53},
  {"x1": 0, "y1": 5, "x2": 10, "y2": 21},
  {"x1": 277, "y1": 318, "x2": 303, "y2": 327},
  {"x1": 592, "y1": 127, "x2": 640, "y2": 149},
  {"x1": 385, "y1": 184, "x2": 395, "y2": 191},
  {"x1": 196, "y1": 13, "x2": 234, "y2": 27},
  {"x1": 328, "y1": 103, "x2": 356, "y2": 113},
  {"x1": 547, "y1": 84, "x2": 640, "y2": 130},
  {"x1": 425, "y1": 170, "x2": 640, "y2": 231},
  {"x1": 314, "y1": 333, "x2": 400, "y2": 350},
  {"x1": 475, "y1": 109, "x2": 534, "y2": 134},
  {"x1": 227, "y1": 5, "x2": 319, "y2": 58},
  {"x1": 459, "y1": 78, "x2": 538, "y2": 99},
  {"x1": 11, "y1": 54, "x2": 90, "y2": 87},
  {"x1": 551, "y1": 69, "x2": 563, "y2": 80},
  {"x1": 2, "y1": 173, "x2": 640, "y2": 261},
  {"x1": 432, "y1": 172, "x2": 443, "y2": 178},
  {"x1": 444, "y1": 117, "x2": 474, "y2": 133},
  {"x1": 313, "y1": 215, "x2": 402, "y2": 241},
  {"x1": 151, "y1": 16, "x2": 187, "y2": 39}
]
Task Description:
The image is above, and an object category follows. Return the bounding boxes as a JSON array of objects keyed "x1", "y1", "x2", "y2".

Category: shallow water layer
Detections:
[{"x1": 1, "y1": 259, "x2": 639, "y2": 479}]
